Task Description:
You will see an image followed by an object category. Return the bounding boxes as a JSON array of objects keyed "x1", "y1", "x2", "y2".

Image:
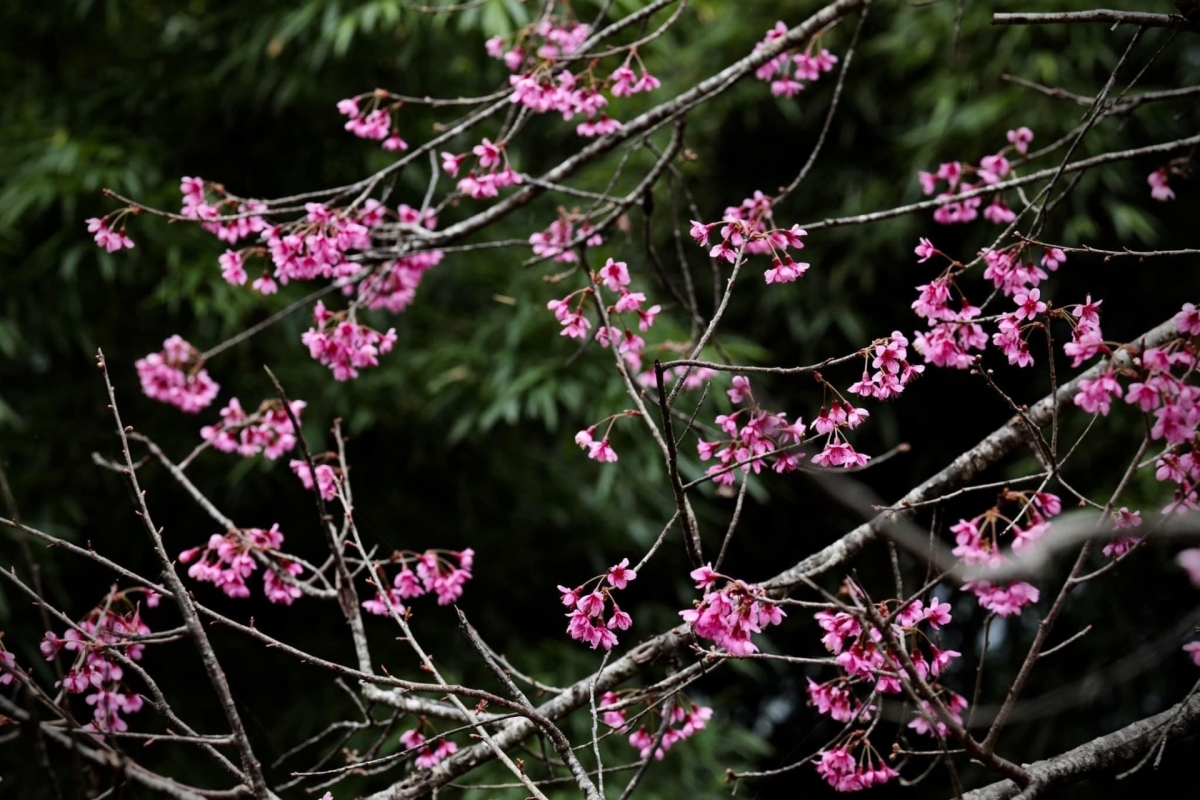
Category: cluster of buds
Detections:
[
  {"x1": 559, "y1": 558, "x2": 637, "y2": 651},
  {"x1": 696, "y1": 376, "x2": 810, "y2": 481},
  {"x1": 753, "y1": 21, "x2": 839, "y2": 98},
  {"x1": 600, "y1": 692, "x2": 714, "y2": 761},
  {"x1": 179, "y1": 524, "x2": 303, "y2": 605},
  {"x1": 336, "y1": 94, "x2": 408, "y2": 151},
  {"x1": 180, "y1": 176, "x2": 267, "y2": 244},
  {"x1": 39, "y1": 588, "x2": 159, "y2": 734},
  {"x1": 918, "y1": 128, "x2": 1033, "y2": 225},
  {"x1": 200, "y1": 397, "x2": 305, "y2": 459},
  {"x1": 689, "y1": 191, "x2": 810, "y2": 284},
  {"x1": 301, "y1": 300, "x2": 397, "y2": 381},
  {"x1": 135, "y1": 335, "x2": 220, "y2": 412},
  {"x1": 529, "y1": 210, "x2": 603, "y2": 263},
  {"x1": 679, "y1": 564, "x2": 785, "y2": 655},
  {"x1": 399, "y1": 727, "x2": 458, "y2": 769},
  {"x1": 362, "y1": 549, "x2": 475, "y2": 614},
  {"x1": 442, "y1": 138, "x2": 523, "y2": 200}
]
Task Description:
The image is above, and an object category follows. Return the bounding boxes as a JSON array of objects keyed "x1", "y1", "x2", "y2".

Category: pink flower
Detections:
[
  {"x1": 598, "y1": 258, "x2": 631, "y2": 291},
  {"x1": 914, "y1": 237, "x2": 937, "y2": 262},
  {"x1": 1148, "y1": 169, "x2": 1175, "y2": 202},
  {"x1": 219, "y1": 250, "x2": 247, "y2": 285},
  {"x1": 1013, "y1": 287, "x2": 1047, "y2": 320},
  {"x1": 1007, "y1": 126, "x2": 1034, "y2": 155},
  {"x1": 588, "y1": 438, "x2": 618, "y2": 462},
  {"x1": 1176, "y1": 303, "x2": 1200, "y2": 336},
  {"x1": 1178, "y1": 549, "x2": 1200, "y2": 588},
  {"x1": 441, "y1": 152, "x2": 466, "y2": 177},
  {"x1": 472, "y1": 138, "x2": 501, "y2": 168},
  {"x1": 382, "y1": 134, "x2": 408, "y2": 151},
  {"x1": 1185, "y1": 642, "x2": 1200, "y2": 667},
  {"x1": 727, "y1": 376, "x2": 751, "y2": 403},
  {"x1": 607, "y1": 558, "x2": 637, "y2": 589}
]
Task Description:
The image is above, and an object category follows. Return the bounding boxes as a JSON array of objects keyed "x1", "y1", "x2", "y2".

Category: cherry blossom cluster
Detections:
[
  {"x1": 263, "y1": 202, "x2": 371, "y2": 289},
  {"x1": 949, "y1": 491, "x2": 1060, "y2": 616},
  {"x1": 85, "y1": 213, "x2": 136, "y2": 252},
  {"x1": 351, "y1": 204, "x2": 442, "y2": 313},
  {"x1": 599, "y1": 692, "x2": 714, "y2": 761},
  {"x1": 441, "y1": 138, "x2": 523, "y2": 200},
  {"x1": 575, "y1": 410, "x2": 643, "y2": 463},
  {"x1": 301, "y1": 300, "x2": 397, "y2": 380},
  {"x1": 290, "y1": 457, "x2": 340, "y2": 500},
  {"x1": 688, "y1": 191, "x2": 810, "y2": 284},
  {"x1": 809, "y1": 585, "x2": 964, "y2": 791},
  {"x1": 135, "y1": 335, "x2": 220, "y2": 412},
  {"x1": 399, "y1": 727, "x2": 458, "y2": 769},
  {"x1": 558, "y1": 558, "x2": 637, "y2": 651},
  {"x1": 200, "y1": 397, "x2": 306, "y2": 459},
  {"x1": 846, "y1": 331, "x2": 925, "y2": 401},
  {"x1": 679, "y1": 564, "x2": 785, "y2": 655},
  {"x1": 695, "y1": 376, "x2": 811, "y2": 482},
  {"x1": 179, "y1": 524, "x2": 303, "y2": 605},
  {"x1": 813, "y1": 595, "x2": 957, "y2": 702},
  {"x1": 486, "y1": 16, "x2": 590, "y2": 70},
  {"x1": 180, "y1": 176, "x2": 268, "y2": 244},
  {"x1": 918, "y1": 127, "x2": 1032, "y2": 225},
  {"x1": 361, "y1": 549, "x2": 475, "y2": 614},
  {"x1": 336, "y1": 93, "x2": 408, "y2": 151},
  {"x1": 492, "y1": 16, "x2": 664, "y2": 138},
  {"x1": 529, "y1": 210, "x2": 604, "y2": 263},
  {"x1": 813, "y1": 742, "x2": 899, "y2": 793},
  {"x1": 909, "y1": 238, "x2": 1075, "y2": 370},
  {"x1": 753, "y1": 21, "x2": 839, "y2": 98},
  {"x1": 38, "y1": 588, "x2": 159, "y2": 734}
]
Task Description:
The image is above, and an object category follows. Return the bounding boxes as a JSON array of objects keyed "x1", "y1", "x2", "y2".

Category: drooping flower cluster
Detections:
[
  {"x1": 950, "y1": 491, "x2": 1059, "y2": 617},
  {"x1": 264, "y1": 203, "x2": 371, "y2": 287},
  {"x1": 752, "y1": 21, "x2": 839, "y2": 98},
  {"x1": 200, "y1": 397, "x2": 305, "y2": 459},
  {"x1": 679, "y1": 564, "x2": 785, "y2": 655},
  {"x1": 336, "y1": 93, "x2": 409, "y2": 151},
  {"x1": 180, "y1": 176, "x2": 268, "y2": 244},
  {"x1": 38, "y1": 588, "x2": 159, "y2": 734},
  {"x1": 559, "y1": 558, "x2": 637, "y2": 651},
  {"x1": 399, "y1": 728, "x2": 459, "y2": 769},
  {"x1": 695, "y1": 376, "x2": 813, "y2": 481},
  {"x1": 575, "y1": 410, "x2": 642, "y2": 463},
  {"x1": 441, "y1": 138, "x2": 524, "y2": 200},
  {"x1": 179, "y1": 525, "x2": 303, "y2": 605},
  {"x1": 846, "y1": 331, "x2": 925, "y2": 400},
  {"x1": 135, "y1": 335, "x2": 220, "y2": 412},
  {"x1": 909, "y1": 238, "x2": 1079, "y2": 370},
  {"x1": 301, "y1": 300, "x2": 397, "y2": 380},
  {"x1": 689, "y1": 191, "x2": 811, "y2": 284},
  {"x1": 353, "y1": 204, "x2": 443, "y2": 313},
  {"x1": 86, "y1": 214, "x2": 136, "y2": 252},
  {"x1": 813, "y1": 743, "x2": 899, "y2": 792},
  {"x1": 361, "y1": 549, "x2": 475, "y2": 615},
  {"x1": 529, "y1": 210, "x2": 604, "y2": 263},
  {"x1": 290, "y1": 457, "x2": 340, "y2": 500},
  {"x1": 491, "y1": 17, "x2": 663, "y2": 138},
  {"x1": 918, "y1": 128, "x2": 1032, "y2": 225},
  {"x1": 600, "y1": 692, "x2": 714, "y2": 761}
]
